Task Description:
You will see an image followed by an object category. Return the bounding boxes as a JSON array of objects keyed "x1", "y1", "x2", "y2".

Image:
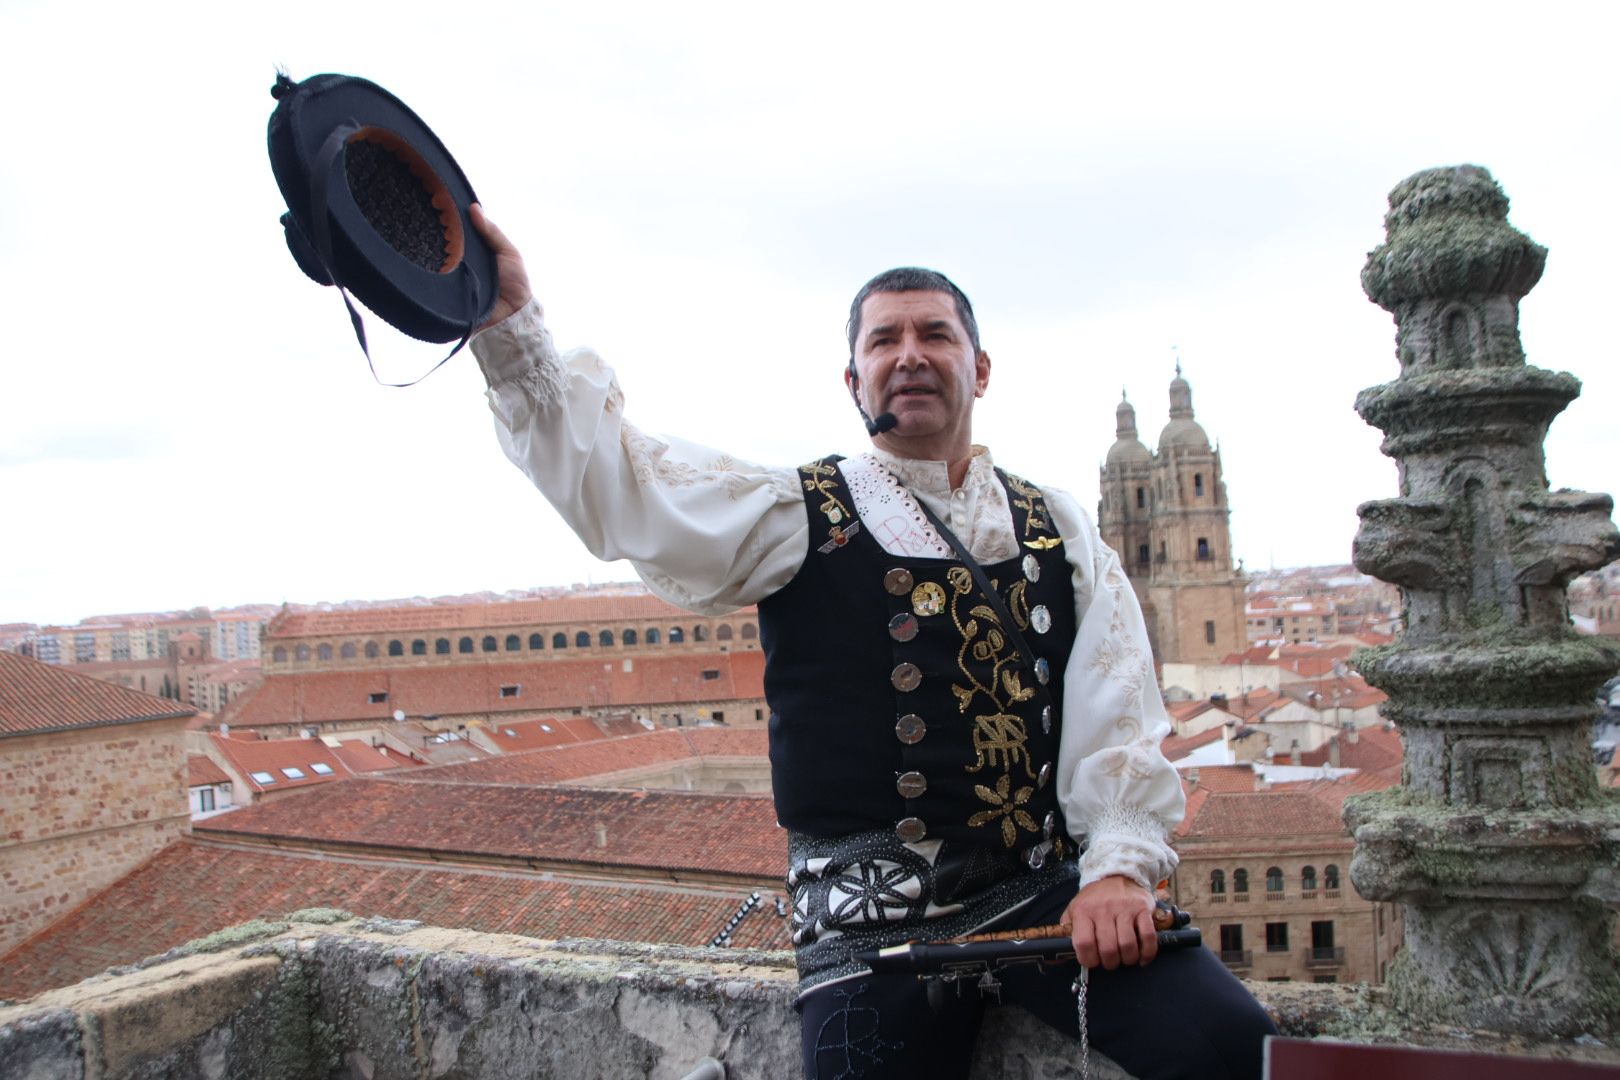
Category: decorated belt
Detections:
[{"x1": 787, "y1": 827, "x2": 1078, "y2": 995}]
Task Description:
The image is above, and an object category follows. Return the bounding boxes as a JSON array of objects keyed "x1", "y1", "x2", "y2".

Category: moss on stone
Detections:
[
  {"x1": 284, "y1": 908, "x2": 352, "y2": 925},
  {"x1": 155, "y1": 919, "x2": 292, "y2": 963}
]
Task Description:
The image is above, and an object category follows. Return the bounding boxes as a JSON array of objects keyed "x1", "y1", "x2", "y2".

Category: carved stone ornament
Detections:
[{"x1": 1343, "y1": 165, "x2": 1620, "y2": 1037}]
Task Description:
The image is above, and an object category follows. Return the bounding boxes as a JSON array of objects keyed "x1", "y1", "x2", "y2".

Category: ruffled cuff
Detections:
[
  {"x1": 1077, "y1": 801, "x2": 1179, "y2": 891},
  {"x1": 470, "y1": 298, "x2": 566, "y2": 407}
]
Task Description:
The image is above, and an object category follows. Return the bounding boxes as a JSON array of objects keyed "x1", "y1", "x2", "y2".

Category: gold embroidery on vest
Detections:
[
  {"x1": 946, "y1": 565, "x2": 1041, "y2": 846},
  {"x1": 799, "y1": 460, "x2": 851, "y2": 526}
]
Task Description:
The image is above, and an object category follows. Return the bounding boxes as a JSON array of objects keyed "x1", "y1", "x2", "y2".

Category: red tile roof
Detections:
[
  {"x1": 483, "y1": 717, "x2": 599, "y2": 752},
  {"x1": 0, "y1": 651, "x2": 194, "y2": 737},
  {"x1": 1161, "y1": 726, "x2": 1225, "y2": 761},
  {"x1": 1281, "y1": 676, "x2": 1387, "y2": 712},
  {"x1": 186, "y1": 755, "x2": 231, "y2": 787},
  {"x1": 1219, "y1": 687, "x2": 1283, "y2": 721},
  {"x1": 330, "y1": 740, "x2": 419, "y2": 773},
  {"x1": 195, "y1": 776, "x2": 785, "y2": 879},
  {"x1": 1180, "y1": 764, "x2": 1261, "y2": 793},
  {"x1": 393, "y1": 728, "x2": 770, "y2": 787},
  {"x1": 0, "y1": 839, "x2": 790, "y2": 1002},
  {"x1": 1166, "y1": 700, "x2": 1216, "y2": 726},
  {"x1": 226, "y1": 651, "x2": 766, "y2": 727},
  {"x1": 208, "y1": 733, "x2": 350, "y2": 793},
  {"x1": 268, "y1": 595, "x2": 757, "y2": 638}
]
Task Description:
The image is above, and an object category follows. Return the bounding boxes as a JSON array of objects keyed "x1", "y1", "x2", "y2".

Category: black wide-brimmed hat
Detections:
[{"x1": 267, "y1": 72, "x2": 497, "y2": 372}]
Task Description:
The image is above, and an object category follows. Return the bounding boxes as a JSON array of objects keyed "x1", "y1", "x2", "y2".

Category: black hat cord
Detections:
[{"x1": 298, "y1": 121, "x2": 480, "y2": 388}]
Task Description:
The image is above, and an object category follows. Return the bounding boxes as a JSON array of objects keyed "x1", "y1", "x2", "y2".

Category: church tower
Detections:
[{"x1": 1099, "y1": 367, "x2": 1247, "y2": 665}]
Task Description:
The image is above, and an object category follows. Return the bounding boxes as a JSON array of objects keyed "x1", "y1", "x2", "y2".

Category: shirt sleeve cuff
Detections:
[
  {"x1": 470, "y1": 297, "x2": 555, "y2": 390},
  {"x1": 1077, "y1": 801, "x2": 1180, "y2": 891}
]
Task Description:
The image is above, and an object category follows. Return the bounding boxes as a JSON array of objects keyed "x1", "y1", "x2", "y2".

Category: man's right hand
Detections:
[{"x1": 469, "y1": 204, "x2": 534, "y2": 332}]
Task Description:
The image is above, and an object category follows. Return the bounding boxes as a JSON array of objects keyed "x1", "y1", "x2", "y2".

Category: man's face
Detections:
[{"x1": 848, "y1": 290, "x2": 991, "y2": 459}]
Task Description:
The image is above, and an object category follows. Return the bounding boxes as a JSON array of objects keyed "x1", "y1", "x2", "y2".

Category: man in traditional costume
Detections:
[{"x1": 466, "y1": 208, "x2": 1275, "y2": 1079}]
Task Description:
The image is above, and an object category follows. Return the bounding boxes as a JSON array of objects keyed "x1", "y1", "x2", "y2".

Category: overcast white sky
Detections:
[{"x1": 3, "y1": 1, "x2": 1616, "y2": 627}]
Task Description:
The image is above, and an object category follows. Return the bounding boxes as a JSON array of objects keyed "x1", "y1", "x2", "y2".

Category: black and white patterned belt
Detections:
[{"x1": 787, "y1": 827, "x2": 1078, "y2": 996}]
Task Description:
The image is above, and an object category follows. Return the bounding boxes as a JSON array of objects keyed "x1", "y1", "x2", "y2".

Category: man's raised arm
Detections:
[{"x1": 464, "y1": 209, "x2": 807, "y2": 614}]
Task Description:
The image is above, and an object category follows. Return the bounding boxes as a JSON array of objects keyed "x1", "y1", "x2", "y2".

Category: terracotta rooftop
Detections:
[
  {"x1": 195, "y1": 776, "x2": 785, "y2": 879},
  {"x1": 482, "y1": 716, "x2": 602, "y2": 752},
  {"x1": 186, "y1": 755, "x2": 231, "y2": 787},
  {"x1": 330, "y1": 739, "x2": 419, "y2": 773},
  {"x1": 225, "y1": 651, "x2": 766, "y2": 727},
  {"x1": 0, "y1": 651, "x2": 194, "y2": 737},
  {"x1": 1281, "y1": 676, "x2": 1388, "y2": 711},
  {"x1": 1161, "y1": 726, "x2": 1226, "y2": 761},
  {"x1": 396, "y1": 727, "x2": 770, "y2": 787},
  {"x1": 1165, "y1": 700, "x2": 1217, "y2": 726},
  {"x1": 208, "y1": 732, "x2": 351, "y2": 793},
  {"x1": 0, "y1": 838, "x2": 789, "y2": 1002},
  {"x1": 1179, "y1": 764, "x2": 1261, "y2": 793},
  {"x1": 267, "y1": 594, "x2": 757, "y2": 638},
  {"x1": 1217, "y1": 687, "x2": 1283, "y2": 722}
]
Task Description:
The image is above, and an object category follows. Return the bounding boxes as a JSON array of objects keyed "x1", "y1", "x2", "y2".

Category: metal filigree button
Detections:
[
  {"x1": 1034, "y1": 657, "x2": 1051, "y2": 685},
  {"x1": 896, "y1": 771, "x2": 928, "y2": 798},
  {"x1": 1041, "y1": 705, "x2": 1054, "y2": 735},
  {"x1": 896, "y1": 817, "x2": 927, "y2": 843},
  {"x1": 911, "y1": 581, "x2": 947, "y2": 617},
  {"x1": 1023, "y1": 554, "x2": 1040, "y2": 582},
  {"x1": 895, "y1": 714, "x2": 926, "y2": 744},
  {"x1": 1030, "y1": 605, "x2": 1052, "y2": 634},
  {"x1": 891, "y1": 662, "x2": 922, "y2": 692},
  {"x1": 1037, "y1": 762, "x2": 1053, "y2": 789},
  {"x1": 884, "y1": 568, "x2": 915, "y2": 595},
  {"x1": 888, "y1": 612, "x2": 919, "y2": 643}
]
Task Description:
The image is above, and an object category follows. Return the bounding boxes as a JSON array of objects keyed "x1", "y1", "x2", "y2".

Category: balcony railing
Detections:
[
  {"x1": 1220, "y1": 949, "x2": 1253, "y2": 968},
  {"x1": 1305, "y1": 946, "x2": 1345, "y2": 968},
  {"x1": 1323, "y1": 889, "x2": 1341, "y2": 899},
  {"x1": 1232, "y1": 892, "x2": 1250, "y2": 903},
  {"x1": 1207, "y1": 893, "x2": 1226, "y2": 903},
  {"x1": 1265, "y1": 891, "x2": 1286, "y2": 901}
]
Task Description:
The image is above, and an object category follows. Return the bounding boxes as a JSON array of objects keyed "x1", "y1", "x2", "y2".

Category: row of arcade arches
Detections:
[{"x1": 272, "y1": 622, "x2": 758, "y2": 664}]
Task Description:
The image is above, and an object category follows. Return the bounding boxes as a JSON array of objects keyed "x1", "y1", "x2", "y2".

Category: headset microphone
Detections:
[{"x1": 847, "y1": 360, "x2": 899, "y2": 436}]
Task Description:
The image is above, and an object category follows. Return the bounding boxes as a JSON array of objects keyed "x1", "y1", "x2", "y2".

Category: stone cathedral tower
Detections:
[{"x1": 1098, "y1": 368, "x2": 1247, "y2": 664}]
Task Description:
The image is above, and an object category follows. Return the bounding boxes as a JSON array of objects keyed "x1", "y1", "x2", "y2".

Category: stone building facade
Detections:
[
  {"x1": 1099, "y1": 371, "x2": 1248, "y2": 664},
  {"x1": 0, "y1": 653, "x2": 193, "y2": 955}
]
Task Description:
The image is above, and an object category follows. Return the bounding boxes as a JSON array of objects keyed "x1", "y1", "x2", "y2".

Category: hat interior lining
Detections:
[{"x1": 344, "y1": 126, "x2": 466, "y2": 275}]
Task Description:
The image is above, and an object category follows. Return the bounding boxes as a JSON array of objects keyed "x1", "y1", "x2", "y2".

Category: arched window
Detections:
[
  {"x1": 411, "y1": 639, "x2": 427, "y2": 656},
  {"x1": 1194, "y1": 473, "x2": 1205, "y2": 497},
  {"x1": 1324, "y1": 865, "x2": 1340, "y2": 890},
  {"x1": 717, "y1": 624, "x2": 734, "y2": 641},
  {"x1": 505, "y1": 634, "x2": 521, "y2": 652},
  {"x1": 623, "y1": 628, "x2": 638, "y2": 646},
  {"x1": 1136, "y1": 486, "x2": 1145, "y2": 508},
  {"x1": 458, "y1": 637, "x2": 474, "y2": 654},
  {"x1": 1233, "y1": 868, "x2": 1249, "y2": 894},
  {"x1": 740, "y1": 623, "x2": 757, "y2": 640},
  {"x1": 669, "y1": 627, "x2": 685, "y2": 644},
  {"x1": 293, "y1": 644, "x2": 309, "y2": 662},
  {"x1": 1301, "y1": 866, "x2": 1318, "y2": 892},
  {"x1": 340, "y1": 642, "x2": 357, "y2": 659},
  {"x1": 575, "y1": 630, "x2": 591, "y2": 647},
  {"x1": 272, "y1": 646, "x2": 288, "y2": 663},
  {"x1": 529, "y1": 633, "x2": 543, "y2": 650},
  {"x1": 1197, "y1": 537, "x2": 1211, "y2": 560},
  {"x1": 365, "y1": 642, "x2": 379, "y2": 659},
  {"x1": 387, "y1": 640, "x2": 403, "y2": 657},
  {"x1": 482, "y1": 635, "x2": 497, "y2": 652},
  {"x1": 553, "y1": 632, "x2": 568, "y2": 649},
  {"x1": 600, "y1": 629, "x2": 614, "y2": 646},
  {"x1": 317, "y1": 644, "x2": 333, "y2": 661},
  {"x1": 1266, "y1": 867, "x2": 1284, "y2": 893},
  {"x1": 435, "y1": 638, "x2": 450, "y2": 655},
  {"x1": 693, "y1": 625, "x2": 709, "y2": 642},
  {"x1": 646, "y1": 627, "x2": 661, "y2": 645},
  {"x1": 1209, "y1": 869, "x2": 1226, "y2": 895}
]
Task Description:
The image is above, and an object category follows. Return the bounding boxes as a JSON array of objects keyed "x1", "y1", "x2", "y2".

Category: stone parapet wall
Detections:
[
  {"x1": 0, "y1": 720, "x2": 190, "y2": 955},
  {"x1": 4, "y1": 915, "x2": 1615, "y2": 1079}
]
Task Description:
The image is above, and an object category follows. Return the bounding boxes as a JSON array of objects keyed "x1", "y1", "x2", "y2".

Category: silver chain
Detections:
[{"x1": 1072, "y1": 966, "x2": 1090, "y2": 1080}]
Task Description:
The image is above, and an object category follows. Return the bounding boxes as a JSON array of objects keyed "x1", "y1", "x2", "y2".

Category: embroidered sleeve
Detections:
[
  {"x1": 1043, "y1": 486, "x2": 1185, "y2": 891},
  {"x1": 470, "y1": 299, "x2": 806, "y2": 613}
]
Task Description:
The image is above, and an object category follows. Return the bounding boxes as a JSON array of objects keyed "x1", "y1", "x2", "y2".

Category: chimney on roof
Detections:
[
  {"x1": 595, "y1": 822, "x2": 608, "y2": 848},
  {"x1": 1348, "y1": 725, "x2": 1360, "y2": 744},
  {"x1": 1188, "y1": 767, "x2": 1201, "y2": 787},
  {"x1": 1329, "y1": 738, "x2": 1342, "y2": 768},
  {"x1": 220, "y1": 723, "x2": 229, "y2": 737},
  {"x1": 1290, "y1": 741, "x2": 1302, "y2": 766}
]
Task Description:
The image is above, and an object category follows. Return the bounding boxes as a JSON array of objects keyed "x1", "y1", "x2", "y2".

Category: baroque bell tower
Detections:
[{"x1": 1099, "y1": 367, "x2": 1247, "y2": 665}]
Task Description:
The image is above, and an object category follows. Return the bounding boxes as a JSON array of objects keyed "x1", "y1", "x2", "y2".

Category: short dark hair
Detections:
[{"x1": 846, "y1": 267, "x2": 981, "y2": 358}]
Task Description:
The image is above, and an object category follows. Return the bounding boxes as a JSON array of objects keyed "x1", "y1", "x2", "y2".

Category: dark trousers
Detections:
[{"x1": 798, "y1": 881, "x2": 1277, "y2": 1079}]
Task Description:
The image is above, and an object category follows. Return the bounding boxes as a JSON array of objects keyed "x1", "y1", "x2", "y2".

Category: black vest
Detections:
[{"x1": 761, "y1": 456, "x2": 1078, "y2": 851}]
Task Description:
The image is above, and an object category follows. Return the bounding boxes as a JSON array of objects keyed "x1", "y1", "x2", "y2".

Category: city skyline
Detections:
[{"x1": 4, "y1": 2, "x2": 1616, "y2": 626}]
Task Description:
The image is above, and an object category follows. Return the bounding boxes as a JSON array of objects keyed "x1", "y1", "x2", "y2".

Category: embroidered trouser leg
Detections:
[{"x1": 797, "y1": 879, "x2": 1277, "y2": 1080}]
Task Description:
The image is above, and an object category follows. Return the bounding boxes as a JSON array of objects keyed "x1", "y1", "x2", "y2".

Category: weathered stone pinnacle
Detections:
[{"x1": 1345, "y1": 165, "x2": 1620, "y2": 1037}]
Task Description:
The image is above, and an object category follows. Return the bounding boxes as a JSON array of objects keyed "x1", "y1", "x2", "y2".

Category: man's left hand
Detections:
[{"x1": 1065, "y1": 875, "x2": 1158, "y2": 970}]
